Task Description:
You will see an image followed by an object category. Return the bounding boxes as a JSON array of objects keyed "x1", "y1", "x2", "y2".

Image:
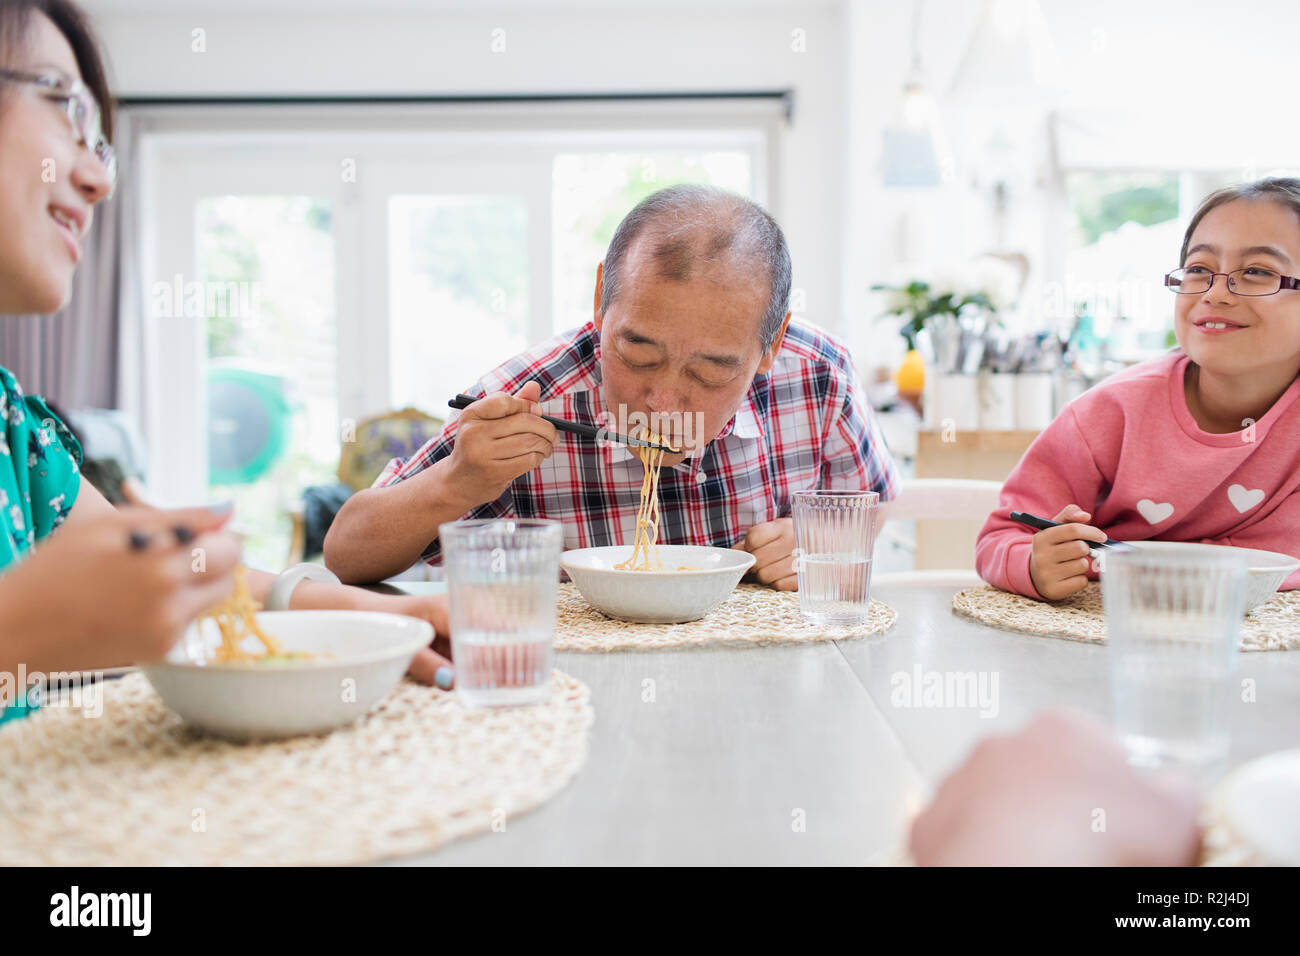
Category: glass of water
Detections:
[
  {"x1": 440, "y1": 519, "x2": 563, "y2": 709},
  {"x1": 1102, "y1": 544, "x2": 1249, "y2": 782},
  {"x1": 791, "y1": 490, "x2": 881, "y2": 626}
]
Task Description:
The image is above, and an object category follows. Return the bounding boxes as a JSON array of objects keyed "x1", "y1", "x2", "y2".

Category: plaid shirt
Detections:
[{"x1": 375, "y1": 319, "x2": 899, "y2": 565}]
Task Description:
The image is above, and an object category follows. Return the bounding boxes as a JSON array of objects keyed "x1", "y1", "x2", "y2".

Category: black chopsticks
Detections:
[
  {"x1": 1008, "y1": 511, "x2": 1134, "y2": 553},
  {"x1": 448, "y1": 394, "x2": 678, "y2": 454}
]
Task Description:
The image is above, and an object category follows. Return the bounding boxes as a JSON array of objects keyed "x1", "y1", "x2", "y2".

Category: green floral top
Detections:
[{"x1": 0, "y1": 366, "x2": 83, "y2": 725}]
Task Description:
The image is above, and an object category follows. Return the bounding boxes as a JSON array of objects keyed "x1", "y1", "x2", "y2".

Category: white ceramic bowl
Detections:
[
  {"x1": 1218, "y1": 749, "x2": 1300, "y2": 865},
  {"x1": 560, "y1": 545, "x2": 756, "y2": 623},
  {"x1": 1102, "y1": 541, "x2": 1299, "y2": 614},
  {"x1": 142, "y1": 610, "x2": 432, "y2": 741}
]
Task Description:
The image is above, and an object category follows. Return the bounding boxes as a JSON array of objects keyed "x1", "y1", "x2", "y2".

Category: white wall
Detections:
[
  {"x1": 84, "y1": 0, "x2": 1300, "y2": 377},
  {"x1": 87, "y1": 2, "x2": 853, "y2": 339}
]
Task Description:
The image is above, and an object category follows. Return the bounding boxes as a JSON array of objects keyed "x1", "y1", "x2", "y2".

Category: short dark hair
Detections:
[
  {"x1": 599, "y1": 184, "x2": 792, "y2": 350},
  {"x1": 1180, "y1": 176, "x2": 1300, "y2": 264},
  {"x1": 0, "y1": 0, "x2": 113, "y2": 141}
]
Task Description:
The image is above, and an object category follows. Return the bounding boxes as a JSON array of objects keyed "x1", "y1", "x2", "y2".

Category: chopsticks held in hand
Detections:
[
  {"x1": 448, "y1": 394, "x2": 678, "y2": 454},
  {"x1": 1008, "y1": 511, "x2": 1134, "y2": 553}
]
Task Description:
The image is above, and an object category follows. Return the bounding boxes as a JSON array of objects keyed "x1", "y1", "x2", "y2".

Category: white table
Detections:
[{"x1": 390, "y1": 583, "x2": 1300, "y2": 865}]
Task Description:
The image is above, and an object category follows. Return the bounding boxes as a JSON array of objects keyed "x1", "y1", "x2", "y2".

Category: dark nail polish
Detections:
[
  {"x1": 128, "y1": 530, "x2": 151, "y2": 551},
  {"x1": 173, "y1": 526, "x2": 195, "y2": 544}
]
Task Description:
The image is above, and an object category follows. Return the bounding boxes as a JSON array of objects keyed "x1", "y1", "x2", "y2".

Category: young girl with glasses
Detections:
[
  {"x1": 977, "y1": 177, "x2": 1300, "y2": 600},
  {"x1": 0, "y1": 1, "x2": 454, "y2": 723}
]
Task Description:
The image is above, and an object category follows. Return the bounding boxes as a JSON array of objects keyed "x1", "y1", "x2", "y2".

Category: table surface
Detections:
[{"x1": 386, "y1": 582, "x2": 1300, "y2": 866}]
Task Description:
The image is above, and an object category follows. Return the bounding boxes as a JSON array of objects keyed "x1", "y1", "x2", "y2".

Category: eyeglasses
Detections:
[
  {"x1": 0, "y1": 69, "x2": 116, "y2": 190},
  {"x1": 1165, "y1": 266, "x2": 1300, "y2": 297}
]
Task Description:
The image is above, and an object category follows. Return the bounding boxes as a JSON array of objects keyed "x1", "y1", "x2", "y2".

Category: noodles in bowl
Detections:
[
  {"x1": 141, "y1": 571, "x2": 432, "y2": 740},
  {"x1": 199, "y1": 565, "x2": 316, "y2": 664},
  {"x1": 561, "y1": 545, "x2": 755, "y2": 623}
]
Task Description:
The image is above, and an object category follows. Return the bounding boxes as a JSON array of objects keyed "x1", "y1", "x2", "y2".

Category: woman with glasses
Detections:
[
  {"x1": 0, "y1": 0, "x2": 454, "y2": 724},
  {"x1": 976, "y1": 178, "x2": 1300, "y2": 600}
]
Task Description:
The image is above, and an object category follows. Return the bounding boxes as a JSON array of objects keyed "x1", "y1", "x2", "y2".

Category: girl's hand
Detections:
[
  {"x1": 366, "y1": 593, "x2": 455, "y2": 689},
  {"x1": 1028, "y1": 504, "x2": 1108, "y2": 600},
  {"x1": 0, "y1": 505, "x2": 241, "y2": 672}
]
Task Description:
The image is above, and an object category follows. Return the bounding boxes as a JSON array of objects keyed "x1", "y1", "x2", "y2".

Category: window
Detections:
[
  {"x1": 196, "y1": 196, "x2": 338, "y2": 569},
  {"x1": 388, "y1": 195, "x2": 531, "y2": 412},
  {"x1": 1062, "y1": 171, "x2": 1183, "y2": 355},
  {"x1": 551, "y1": 151, "x2": 754, "y2": 332},
  {"x1": 142, "y1": 103, "x2": 776, "y2": 565}
]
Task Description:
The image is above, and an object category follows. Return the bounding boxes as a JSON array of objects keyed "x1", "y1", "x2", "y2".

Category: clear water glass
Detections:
[
  {"x1": 792, "y1": 490, "x2": 881, "y2": 626},
  {"x1": 1102, "y1": 544, "x2": 1248, "y2": 783},
  {"x1": 440, "y1": 519, "x2": 563, "y2": 709}
]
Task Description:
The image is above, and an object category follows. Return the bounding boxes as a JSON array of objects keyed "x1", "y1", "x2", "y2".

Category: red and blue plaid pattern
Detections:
[{"x1": 375, "y1": 320, "x2": 899, "y2": 564}]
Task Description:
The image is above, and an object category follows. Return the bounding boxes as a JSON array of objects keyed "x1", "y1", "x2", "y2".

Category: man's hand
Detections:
[
  {"x1": 444, "y1": 381, "x2": 557, "y2": 508},
  {"x1": 1028, "y1": 504, "x2": 1108, "y2": 600},
  {"x1": 909, "y1": 710, "x2": 1203, "y2": 866},
  {"x1": 735, "y1": 518, "x2": 797, "y2": 591}
]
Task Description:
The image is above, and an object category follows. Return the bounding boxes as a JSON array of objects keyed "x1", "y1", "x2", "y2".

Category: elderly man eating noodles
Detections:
[{"x1": 325, "y1": 185, "x2": 898, "y2": 590}]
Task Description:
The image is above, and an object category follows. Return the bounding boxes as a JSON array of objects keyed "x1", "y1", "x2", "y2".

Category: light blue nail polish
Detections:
[
  {"x1": 208, "y1": 500, "x2": 234, "y2": 515},
  {"x1": 434, "y1": 666, "x2": 454, "y2": 690}
]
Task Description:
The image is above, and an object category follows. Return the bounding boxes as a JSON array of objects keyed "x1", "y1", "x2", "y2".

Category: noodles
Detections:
[
  {"x1": 616, "y1": 439, "x2": 668, "y2": 571},
  {"x1": 615, "y1": 433, "x2": 702, "y2": 572},
  {"x1": 200, "y1": 565, "x2": 311, "y2": 664}
]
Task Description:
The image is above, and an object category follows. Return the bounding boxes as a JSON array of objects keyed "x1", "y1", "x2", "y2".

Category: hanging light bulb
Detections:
[
  {"x1": 883, "y1": 0, "x2": 951, "y2": 187},
  {"x1": 900, "y1": 80, "x2": 937, "y2": 131}
]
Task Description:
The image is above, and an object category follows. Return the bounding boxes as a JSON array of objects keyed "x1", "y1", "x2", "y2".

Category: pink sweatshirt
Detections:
[{"x1": 976, "y1": 350, "x2": 1300, "y2": 598}]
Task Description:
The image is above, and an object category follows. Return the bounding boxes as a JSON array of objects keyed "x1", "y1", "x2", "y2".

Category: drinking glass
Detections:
[
  {"x1": 440, "y1": 519, "x2": 563, "y2": 708},
  {"x1": 1102, "y1": 544, "x2": 1248, "y2": 782},
  {"x1": 791, "y1": 490, "x2": 881, "y2": 626}
]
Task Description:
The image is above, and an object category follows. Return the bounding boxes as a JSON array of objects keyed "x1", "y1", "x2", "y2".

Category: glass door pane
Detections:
[
  {"x1": 551, "y1": 151, "x2": 755, "y2": 334},
  {"x1": 195, "y1": 195, "x2": 338, "y2": 569},
  {"x1": 387, "y1": 195, "x2": 531, "y2": 412}
]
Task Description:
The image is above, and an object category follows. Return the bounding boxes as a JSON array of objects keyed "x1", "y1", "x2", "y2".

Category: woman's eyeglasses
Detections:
[
  {"x1": 0, "y1": 69, "x2": 116, "y2": 190},
  {"x1": 1165, "y1": 266, "x2": 1300, "y2": 296}
]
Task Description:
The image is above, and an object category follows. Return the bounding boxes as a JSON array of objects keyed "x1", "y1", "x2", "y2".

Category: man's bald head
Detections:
[{"x1": 599, "y1": 185, "x2": 792, "y2": 350}]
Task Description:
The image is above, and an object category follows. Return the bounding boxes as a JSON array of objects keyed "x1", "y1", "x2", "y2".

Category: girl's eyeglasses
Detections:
[
  {"x1": 1165, "y1": 266, "x2": 1300, "y2": 296},
  {"x1": 0, "y1": 69, "x2": 116, "y2": 191}
]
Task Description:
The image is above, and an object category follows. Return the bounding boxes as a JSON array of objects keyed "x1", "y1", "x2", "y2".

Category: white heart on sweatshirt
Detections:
[
  {"x1": 1136, "y1": 499, "x2": 1174, "y2": 524},
  {"x1": 1228, "y1": 484, "x2": 1265, "y2": 513}
]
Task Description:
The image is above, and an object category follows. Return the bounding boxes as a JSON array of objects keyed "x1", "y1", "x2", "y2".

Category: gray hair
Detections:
[{"x1": 599, "y1": 184, "x2": 792, "y2": 351}]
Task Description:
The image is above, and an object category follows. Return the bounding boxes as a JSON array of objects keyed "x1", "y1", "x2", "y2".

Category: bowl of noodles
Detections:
[
  {"x1": 560, "y1": 545, "x2": 756, "y2": 623},
  {"x1": 141, "y1": 569, "x2": 432, "y2": 741}
]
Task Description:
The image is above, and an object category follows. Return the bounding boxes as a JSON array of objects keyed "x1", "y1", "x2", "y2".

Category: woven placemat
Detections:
[
  {"x1": 554, "y1": 582, "x2": 896, "y2": 652},
  {"x1": 0, "y1": 671, "x2": 592, "y2": 866},
  {"x1": 952, "y1": 583, "x2": 1300, "y2": 652}
]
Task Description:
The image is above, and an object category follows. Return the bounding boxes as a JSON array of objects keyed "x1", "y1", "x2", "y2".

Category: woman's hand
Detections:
[
  {"x1": 1028, "y1": 504, "x2": 1108, "y2": 600},
  {"x1": 0, "y1": 505, "x2": 241, "y2": 674},
  {"x1": 735, "y1": 518, "x2": 798, "y2": 591}
]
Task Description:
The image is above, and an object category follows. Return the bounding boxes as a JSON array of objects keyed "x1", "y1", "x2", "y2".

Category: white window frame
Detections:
[{"x1": 133, "y1": 100, "x2": 781, "y2": 504}]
